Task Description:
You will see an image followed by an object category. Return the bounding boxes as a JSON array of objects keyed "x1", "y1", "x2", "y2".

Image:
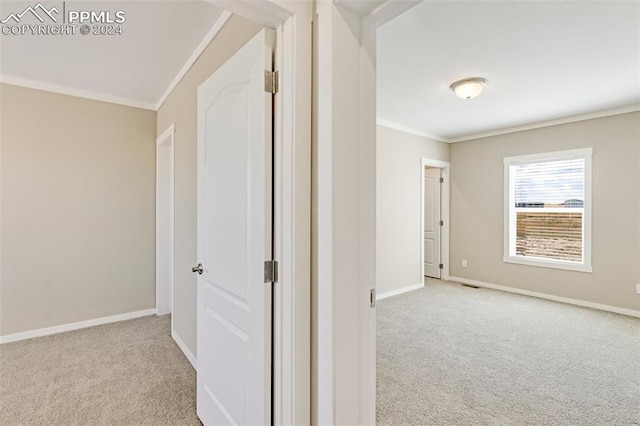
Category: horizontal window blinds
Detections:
[
  {"x1": 512, "y1": 158, "x2": 585, "y2": 262},
  {"x1": 514, "y1": 159, "x2": 584, "y2": 207}
]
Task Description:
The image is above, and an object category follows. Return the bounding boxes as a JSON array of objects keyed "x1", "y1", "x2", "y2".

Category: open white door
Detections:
[
  {"x1": 195, "y1": 28, "x2": 274, "y2": 426},
  {"x1": 423, "y1": 167, "x2": 441, "y2": 279}
]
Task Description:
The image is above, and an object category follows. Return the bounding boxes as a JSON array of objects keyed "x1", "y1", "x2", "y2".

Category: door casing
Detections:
[
  {"x1": 313, "y1": 1, "x2": 431, "y2": 423},
  {"x1": 156, "y1": 124, "x2": 175, "y2": 317}
]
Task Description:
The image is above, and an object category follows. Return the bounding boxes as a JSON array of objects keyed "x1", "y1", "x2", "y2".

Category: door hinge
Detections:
[
  {"x1": 440, "y1": 220, "x2": 444, "y2": 226},
  {"x1": 439, "y1": 177, "x2": 444, "y2": 183},
  {"x1": 370, "y1": 289, "x2": 376, "y2": 308},
  {"x1": 264, "y1": 260, "x2": 278, "y2": 283},
  {"x1": 439, "y1": 263, "x2": 444, "y2": 269},
  {"x1": 264, "y1": 70, "x2": 279, "y2": 94}
]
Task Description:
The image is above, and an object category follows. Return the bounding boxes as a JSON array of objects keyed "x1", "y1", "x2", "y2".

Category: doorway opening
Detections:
[
  {"x1": 373, "y1": 3, "x2": 453, "y2": 421},
  {"x1": 156, "y1": 124, "x2": 175, "y2": 318}
]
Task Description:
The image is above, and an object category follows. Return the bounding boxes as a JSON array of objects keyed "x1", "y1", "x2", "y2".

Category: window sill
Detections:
[{"x1": 503, "y1": 256, "x2": 593, "y2": 273}]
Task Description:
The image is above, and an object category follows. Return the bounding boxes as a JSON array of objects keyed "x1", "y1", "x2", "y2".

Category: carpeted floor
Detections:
[
  {"x1": 0, "y1": 315, "x2": 200, "y2": 425},
  {"x1": 3, "y1": 285, "x2": 639, "y2": 425},
  {"x1": 377, "y1": 279, "x2": 640, "y2": 425}
]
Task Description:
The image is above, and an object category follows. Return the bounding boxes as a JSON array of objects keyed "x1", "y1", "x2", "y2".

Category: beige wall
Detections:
[
  {"x1": 0, "y1": 84, "x2": 157, "y2": 335},
  {"x1": 376, "y1": 125, "x2": 450, "y2": 295},
  {"x1": 450, "y1": 112, "x2": 640, "y2": 312},
  {"x1": 156, "y1": 15, "x2": 262, "y2": 356}
]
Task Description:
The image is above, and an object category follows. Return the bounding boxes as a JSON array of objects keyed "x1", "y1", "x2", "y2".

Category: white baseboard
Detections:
[
  {"x1": 377, "y1": 283, "x2": 424, "y2": 300},
  {"x1": 0, "y1": 309, "x2": 157, "y2": 344},
  {"x1": 449, "y1": 276, "x2": 640, "y2": 319},
  {"x1": 172, "y1": 328, "x2": 197, "y2": 370}
]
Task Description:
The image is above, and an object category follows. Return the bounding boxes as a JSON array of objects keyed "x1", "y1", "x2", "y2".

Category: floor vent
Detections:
[{"x1": 461, "y1": 284, "x2": 481, "y2": 289}]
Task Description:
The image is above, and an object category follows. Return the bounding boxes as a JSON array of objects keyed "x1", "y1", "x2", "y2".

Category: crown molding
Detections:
[
  {"x1": 377, "y1": 104, "x2": 640, "y2": 144},
  {"x1": 448, "y1": 104, "x2": 640, "y2": 143},
  {"x1": 0, "y1": 11, "x2": 233, "y2": 112},
  {"x1": 376, "y1": 119, "x2": 449, "y2": 142},
  {"x1": 0, "y1": 74, "x2": 156, "y2": 110},
  {"x1": 154, "y1": 10, "x2": 232, "y2": 110}
]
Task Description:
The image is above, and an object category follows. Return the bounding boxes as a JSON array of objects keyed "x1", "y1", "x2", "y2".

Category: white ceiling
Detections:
[
  {"x1": 0, "y1": 1, "x2": 224, "y2": 109},
  {"x1": 377, "y1": 0, "x2": 640, "y2": 142},
  {"x1": 335, "y1": 0, "x2": 388, "y2": 17}
]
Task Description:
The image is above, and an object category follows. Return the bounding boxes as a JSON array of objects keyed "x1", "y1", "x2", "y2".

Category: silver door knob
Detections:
[{"x1": 192, "y1": 263, "x2": 203, "y2": 275}]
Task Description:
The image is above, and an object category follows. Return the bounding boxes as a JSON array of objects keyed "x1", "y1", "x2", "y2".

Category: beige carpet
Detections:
[
  {"x1": 0, "y1": 315, "x2": 200, "y2": 425},
  {"x1": 377, "y1": 279, "x2": 640, "y2": 425}
]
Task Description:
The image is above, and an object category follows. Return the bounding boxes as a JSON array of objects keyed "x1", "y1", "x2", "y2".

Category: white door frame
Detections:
[
  {"x1": 420, "y1": 158, "x2": 450, "y2": 281},
  {"x1": 204, "y1": 2, "x2": 311, "y2": 424},
  {"x1": 314, "y1": 0, "x2": 423, "y2": 423},
  {"x1": 358, "y1": 1, "x2": 424, "y2": 421},
  {"x1": 156, "y1": 124, "x2": 175, "y2": 318}
]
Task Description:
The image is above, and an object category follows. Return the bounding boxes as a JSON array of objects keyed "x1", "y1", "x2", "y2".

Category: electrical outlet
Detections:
[
  {"x1": 636, "y1": 283, "x2": 640, "y2": 295},
  {"x1": 462, "y1": 259, "x2": 468, "y2": 268}
]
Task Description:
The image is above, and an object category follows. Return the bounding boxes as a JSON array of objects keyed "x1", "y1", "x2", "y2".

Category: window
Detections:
[{"x1": 504, "y1": 148, "x2": 592, "y2": 272}]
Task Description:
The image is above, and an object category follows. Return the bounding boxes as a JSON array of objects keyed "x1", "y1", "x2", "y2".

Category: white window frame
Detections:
[{"x1": 503, "y1": 148, "x2": 593, "y2": 273}]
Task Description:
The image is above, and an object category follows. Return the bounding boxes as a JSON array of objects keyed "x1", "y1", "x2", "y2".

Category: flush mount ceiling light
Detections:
[{"x1": 450, "y1": 77, "x2": 488, "y2": 99}]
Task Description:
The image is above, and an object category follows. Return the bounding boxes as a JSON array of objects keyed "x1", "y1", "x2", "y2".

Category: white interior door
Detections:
[
  {"x1": 423, "y1": 167, "x2": 441, "y2": 279},
  {"x1": 196, "y1": 28, "x2": 274, "y2": 426}
]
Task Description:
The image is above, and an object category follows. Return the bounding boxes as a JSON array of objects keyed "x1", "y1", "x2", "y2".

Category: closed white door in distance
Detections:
[
  {"x1": 196, "y1": 28, "x2": 274, "y2": 426},
  {"x1": 423, "y1": 167, "x2": 441, "y2": 279}
]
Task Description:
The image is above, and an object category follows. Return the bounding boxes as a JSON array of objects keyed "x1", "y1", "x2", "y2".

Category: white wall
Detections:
[
  {"x1": 0, "y1": 84, "x2": 157, "y2": 336},
  {"x1": 376, "y1": 125, "x2": 449, "y2": 296},
  {"x1": 450, "y1": 112, "x2": 640, "y2": 313},
  {"x1": 314, "y1": 2, "x2": 373, "y2": 423}
]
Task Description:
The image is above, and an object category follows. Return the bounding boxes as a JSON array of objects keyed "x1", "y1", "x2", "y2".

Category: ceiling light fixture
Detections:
[{"x1": 450, "y1": 77, "x2": 487, "y2": 99}]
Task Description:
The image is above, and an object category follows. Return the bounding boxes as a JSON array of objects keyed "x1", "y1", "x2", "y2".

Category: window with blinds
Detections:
[{"x1": 503, "y1": 148, "x2": 593, "y2": 273}]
